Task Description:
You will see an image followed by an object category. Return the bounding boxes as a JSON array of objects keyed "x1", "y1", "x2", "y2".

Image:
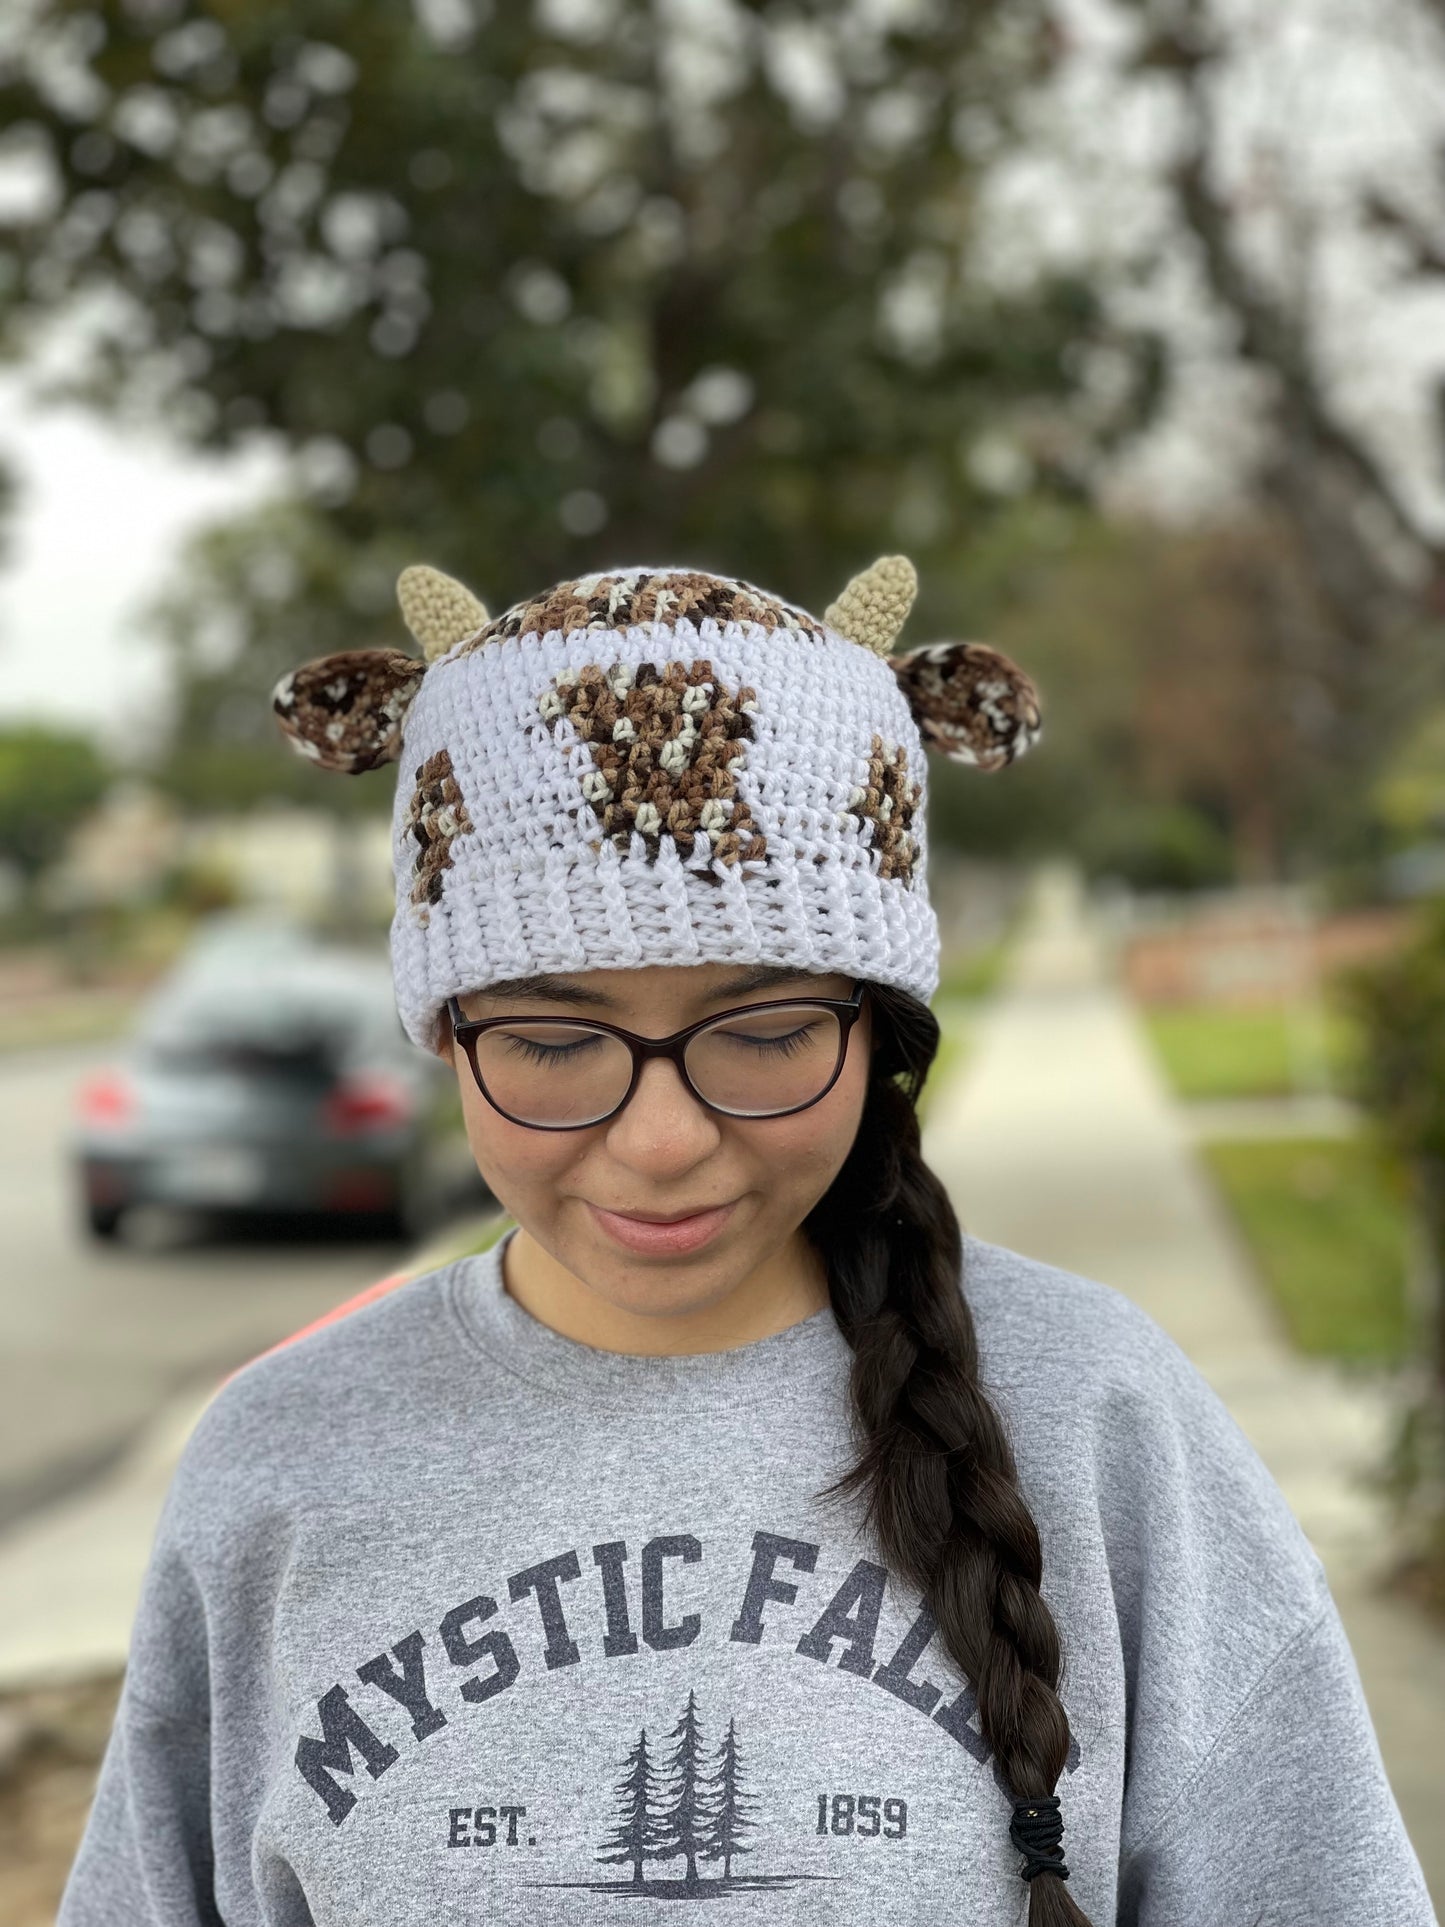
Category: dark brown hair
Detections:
[{"x1": 805, "y1": 982, "x2": 1093, "y2": 1925}]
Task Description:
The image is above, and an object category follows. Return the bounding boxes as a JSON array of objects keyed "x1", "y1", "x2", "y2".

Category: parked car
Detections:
[{"x1": 71, "y1": 941, "x2": 488, "y2": 1241}]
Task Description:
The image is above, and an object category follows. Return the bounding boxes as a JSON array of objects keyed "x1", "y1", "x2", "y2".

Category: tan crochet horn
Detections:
[
  {"x1": 396, "y1": 564, "x2": 490, "y2": 663},
  {"x1": 822, "y1": 554, "x2": 917, "y2": 657}
]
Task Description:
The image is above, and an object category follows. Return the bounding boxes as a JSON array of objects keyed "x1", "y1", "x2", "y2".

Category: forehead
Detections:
[{"x1": 468, "y1": 962, "x2": 853, "y2": 1012}]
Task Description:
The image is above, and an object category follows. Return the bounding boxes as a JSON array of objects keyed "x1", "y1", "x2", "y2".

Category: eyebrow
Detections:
[{"x1": 473, "y1": 966, "x2": 832, "y2": 1010}]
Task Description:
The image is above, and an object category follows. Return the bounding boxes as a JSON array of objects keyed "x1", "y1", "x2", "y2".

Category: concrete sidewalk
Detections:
[
  {"x1": 922, "y1": 860, "x2": 1445, "y2": 1904},
  {"x1": 0, "y1": 1383, "x2": 213, "y2": 1689}
]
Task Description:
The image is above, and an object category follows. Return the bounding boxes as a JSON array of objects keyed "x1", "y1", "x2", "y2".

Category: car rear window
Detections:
[{"x1": 138, "y1": 959, "x2": 404, "y2": 1077}]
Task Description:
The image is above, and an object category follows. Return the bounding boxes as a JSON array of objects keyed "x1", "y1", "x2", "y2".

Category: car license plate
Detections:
[{"x1": 155, "y1": 1146, "x2": 264, "y2": 1203}]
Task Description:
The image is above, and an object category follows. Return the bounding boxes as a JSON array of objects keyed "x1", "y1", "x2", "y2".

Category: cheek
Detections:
[
  {"x1": 738, "y1": 1036, "x2": 870, "y2": 1200},
  {"x1": 817, "y1": 1026, "x2": 873, "y2": 1178},
  {"x1": 456, "y1": 1078, "x2": 582, "y2": 1199}
]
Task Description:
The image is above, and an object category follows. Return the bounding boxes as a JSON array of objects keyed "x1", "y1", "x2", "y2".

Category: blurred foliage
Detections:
[
  {"x1": 0, "y1": 458, "x2": 18, "y2": 565},
  {"x1": 921, "y1": 501, "x2": 1441, "y2": 879},
  {"x1": 53, "y1": 893, "x2": 193, "y2": 979},
  {"x1": 1334, "y1": 899, "x2": 1445, "y2": 1596},
  {"x1": 144, "y1": 503, "x2": 404, "y2": 812},
  {"x1": 1338, "y1": 896, "x2": 1445, "y2": 1176},
  {"x1": 0, "y1": 0, "x2": 1166, "y2": 814},
  {"x1": 1369, "y1": 705, "x2": 1445, "y2": 842},
  {"x1": 0, "y1": 725, "x2": 111, "y2": 880},
  {"x1": 154, "y1": 852, "x2": 242, "y2": 915},
  {"x1": 1073, "y1": 800, "x2": 1234, "y2": 893}
]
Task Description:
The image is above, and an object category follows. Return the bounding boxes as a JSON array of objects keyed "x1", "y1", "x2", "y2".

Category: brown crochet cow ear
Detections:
[
  {"x1": 891, "y1": 640, "x2": 1043, "y2": 772},
  {"x1": 271, "y1": 648, "x2": 427, "y2": 774}
]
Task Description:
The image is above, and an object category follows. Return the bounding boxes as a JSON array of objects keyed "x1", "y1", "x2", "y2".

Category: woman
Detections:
[{"x1": 61, "y1": 560, "x2": 1434, "y2": 1926}]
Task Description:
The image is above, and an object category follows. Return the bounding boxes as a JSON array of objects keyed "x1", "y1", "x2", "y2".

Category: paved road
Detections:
[{"x1": 0, "y1": 1042, "x2": 409, "y2": 1528}]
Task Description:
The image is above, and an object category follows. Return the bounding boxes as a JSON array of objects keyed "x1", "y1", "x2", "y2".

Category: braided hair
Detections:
[{"x1": 804, "y1": 982, "x2": 1094, "y2": 1925}]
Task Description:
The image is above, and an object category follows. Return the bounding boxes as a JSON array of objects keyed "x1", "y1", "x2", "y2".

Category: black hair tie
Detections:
[{"x1": 1009, "y1": 1794, "x2": 1070, "y2": 1883}]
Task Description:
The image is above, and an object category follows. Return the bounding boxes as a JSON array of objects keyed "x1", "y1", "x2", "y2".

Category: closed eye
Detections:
[
  {"x1": 498, "y1": 1030, "x2": 607, "y2": 1066},
  {"x1": 724, "y1": 1032, "x2": 824, "y2": 1063}
]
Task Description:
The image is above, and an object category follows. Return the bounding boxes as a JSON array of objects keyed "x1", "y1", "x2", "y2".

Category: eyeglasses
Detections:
[{"x1": 446, "y1": 983, "x2": 866, "y2": 1130}]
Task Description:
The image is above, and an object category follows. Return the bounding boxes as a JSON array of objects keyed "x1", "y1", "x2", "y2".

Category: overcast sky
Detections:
[{"x1": 0, "y1": 385, "x2": 283, "y2": 753}]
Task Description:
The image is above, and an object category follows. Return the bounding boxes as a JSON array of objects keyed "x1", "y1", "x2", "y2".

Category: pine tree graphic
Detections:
[
  {"x1": 701, "y1": 1715, "x2": 757, "y2": 1881},
  {"x1": 595, "y1": 1725, "x2": 658, "y2": 1888},
  {"x1": 652, "y1": 1688, "x2": 709, "y2": 1887},
  {"x1": 581, "y1": 1693, "x2": 790, "y2": 1898}
]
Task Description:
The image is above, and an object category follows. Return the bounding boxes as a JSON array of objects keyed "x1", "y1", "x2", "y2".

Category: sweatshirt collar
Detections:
[{"x1": 451, "y1": 1232, "x2": 853, "y2": 1410}]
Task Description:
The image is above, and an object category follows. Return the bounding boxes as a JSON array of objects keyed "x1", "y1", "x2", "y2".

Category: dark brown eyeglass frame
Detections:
[{"x1": 445, "y1": 982, "x2": 867, "y2": 1131}]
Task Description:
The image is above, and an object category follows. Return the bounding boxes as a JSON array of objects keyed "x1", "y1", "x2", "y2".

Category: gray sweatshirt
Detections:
[{"x1": 59, "y1": 1231, "x2": 1436, "y2": 1926}]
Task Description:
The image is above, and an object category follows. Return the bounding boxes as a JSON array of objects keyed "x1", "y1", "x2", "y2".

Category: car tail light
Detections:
[
  {"x1": 77, "y1": 1071, "x2": 135, "y2": 1126},
  {"x1": 321, "y1": 1073, "x2": 414, "y2": 1136}
]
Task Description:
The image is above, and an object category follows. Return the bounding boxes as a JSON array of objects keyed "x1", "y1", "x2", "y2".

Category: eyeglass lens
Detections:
[{"x1": 467, "y1": 1003, "x2": 845, "y2": 1126}]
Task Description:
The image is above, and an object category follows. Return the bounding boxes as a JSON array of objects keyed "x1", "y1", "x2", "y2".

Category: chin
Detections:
[
  {"x1": 585, "y1": 1243, "x2": 747, "y2": 1318},
  {"x1": 609, "y1": 1282, "x2": 723, "y2": 1323}
]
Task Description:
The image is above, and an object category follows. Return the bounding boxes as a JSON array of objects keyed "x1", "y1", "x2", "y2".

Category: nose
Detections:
[{"x1": 603, "y1": 1053, "x2": 722, "y2": 1176}]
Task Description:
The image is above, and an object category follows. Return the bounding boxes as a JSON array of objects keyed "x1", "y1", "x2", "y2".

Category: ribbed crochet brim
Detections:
[{"x1": 391, "y1": 831, "x2": 940, "y2": 1053}]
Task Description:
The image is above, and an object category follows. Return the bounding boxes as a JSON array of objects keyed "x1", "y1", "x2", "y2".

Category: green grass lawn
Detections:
[
  {"x1": 1141, "y1": 1000, "x2": 1364, "y2": 1100},
  {"x1": 1200, "y1": 1133, "x2": 1415, "y2": 1364}
]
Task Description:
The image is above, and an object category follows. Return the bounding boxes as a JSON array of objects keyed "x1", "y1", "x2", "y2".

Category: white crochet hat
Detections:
[{"x1": 271, "y1": 559, "x2": 1043, "y2": 1052}]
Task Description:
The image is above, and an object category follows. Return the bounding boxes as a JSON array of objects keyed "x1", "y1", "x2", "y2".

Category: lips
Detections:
[
  {"x1": 585, "y1": 1199, "x2": 737, "y2": 1258},
  {"x1": 607, "y1": 1206, "x2": 730, "y2": 1225}
]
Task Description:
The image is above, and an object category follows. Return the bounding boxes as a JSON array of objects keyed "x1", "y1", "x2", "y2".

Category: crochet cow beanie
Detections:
[{"x1": 271, "y1": 557, "x2": 1043, "y2": 1053}]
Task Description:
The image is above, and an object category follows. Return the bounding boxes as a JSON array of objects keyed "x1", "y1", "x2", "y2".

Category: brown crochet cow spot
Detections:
[
  {"x1": 467, "y1": 569, "x2": 828, "y2": 655},
  {"x1": 849, "y1": 736, "x2": 922, "y2": 883},
  {"x1": 540, "y1": 659, "x2": 768, "y2": 868},
  {"x1": 405, "y1": 748, "x2": 475, "y2": 911}
]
